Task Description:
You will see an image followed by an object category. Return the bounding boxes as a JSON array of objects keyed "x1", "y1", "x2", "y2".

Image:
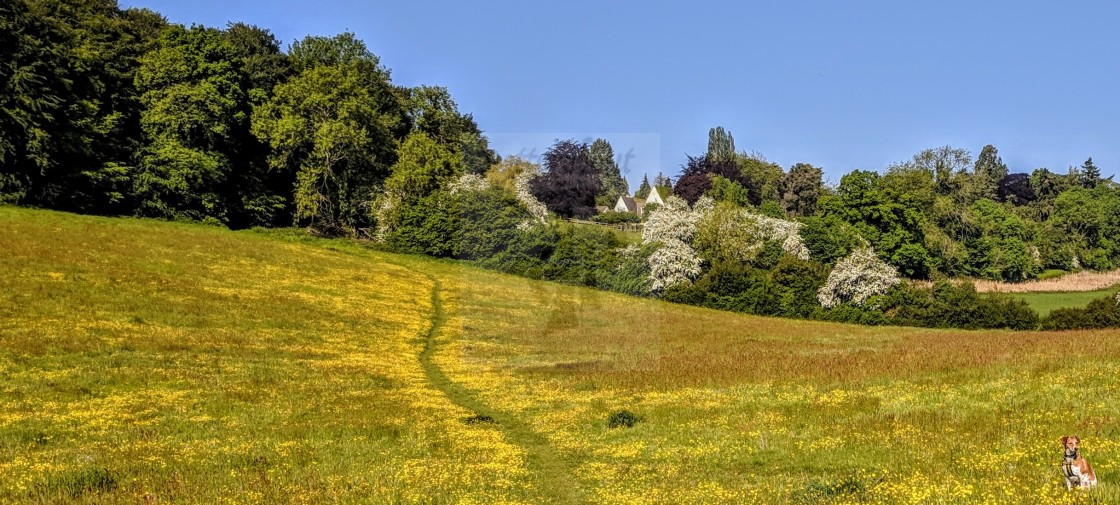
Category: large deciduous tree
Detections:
[
  {"x1": 1, "y1": 0, "x2": 159, "y2": 211},
  {"x1": 779, "y1": 163, "x2": 823, "y2": 217},
  {"x1": 908, "y1": 145, "x2": 972, "y2": 196},
  {"x1": 674, "y1": 154, "x2": 749, "y2": 205},
  {"x1": 529, "y1": 139, "x2": 600, "y2": 218},
  {"x1": 405, "y1": 86, "x2": 496, "y2": 175},
  {"x1": 252, "y1": 63, "x2": 397, "y2": 233},
  {"x1": 133, "y1": 24, "x2": 247, "y2": 222}
]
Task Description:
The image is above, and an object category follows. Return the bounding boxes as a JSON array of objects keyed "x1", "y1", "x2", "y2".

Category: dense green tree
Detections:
[
  {"x1": 708, "y1": 174, "x2": 752, "y2": 207},
  {"x1": 972, "y1": 144, "x2": 1008, "y2": 199},
  {"x1": 405, "y1": 85, "x2": 496, "y2": 174},
  {"x1": 706, "y1": 126, "x2": 735, "y2": 163},
  {"x1": 132, "y1": 25, "x2": 247, "y2": 222},
  {"x1": 589, "y1": 138, "x2": 627, "y2": 202},
  {"x1": 821, "y1": 170, "x2": 927, "y2": 274},
  {"x1": 0, "y1": 0, "x2": 161, "y2": 211},
  {"x1": 288, "y1": 32, "x2": 408, "y2": 139},
  {"x1": 1080, "y1": 157, "x2": 1104, "y2": 189},
  {"x1": 384, "y1": 132, "x2": 461, "y2": 202},
  {"x1": 779, "y1": 163, "x2": 823, "y2": 217},
  {"x1": 222, "y1": 22, "x2": 290, "y2": 104},
  {"x1": 219, "y1": 22, "x2": 292, "y2": 226},
  {"x1": 736, "y1": 153, "x2": 784, "y2": 204},
  {"x1": 252, "y1": 64, "x2": 397, "y2": 233}
]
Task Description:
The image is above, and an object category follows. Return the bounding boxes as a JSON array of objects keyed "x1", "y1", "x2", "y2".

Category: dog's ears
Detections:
[
  {"x1": 1072, "y1": 436, "x2": 1080, "y2": 443},
  {"x1": 1062, "y1": 436, "x2": 1069, "y2": 445}
]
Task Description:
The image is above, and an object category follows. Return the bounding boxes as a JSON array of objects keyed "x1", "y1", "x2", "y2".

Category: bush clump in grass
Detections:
[
  {"x1": 463, "y1": 414, "x2": 496, "y2": 425},
  {"x1": 607, "y1": 409, "x2": 641, "y2": 428}
]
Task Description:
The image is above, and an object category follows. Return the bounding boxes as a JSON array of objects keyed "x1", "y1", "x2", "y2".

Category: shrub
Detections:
[
  {"x1": 607, "y1": 410, "x2": 641, "y2": 428},
  {"x1": 597, "y1": 244, "x2": 655, "y2": 296},
  {"x1": 792, "y1": 474, "x2": 880, "y2": 504},
  {"x1": 463, "y1": 414, "x2": 496, "y2": 425},
  {"x1": 885, "y1": 282, "x2": 1039, "y2": 330},
  {"x1": 771, "y1": 256, "x2": 829, "y2": 318},
  {"x1": 891, "y1": 242, "x2": 933, "y2": 279},
  {"x1": 642, "y1": 196, "x2": 703, "y2": 244},
  {"x1": 693, "y1": 201, "x2": 809, "y2": 265},
  {"x1": 1041, "y1": 295, "x2": 1120, "y2": 330},
  {"x1": 543, "y1": 225, "x2": 619, "y2": 286},
  {"x1": 388, "y1": 187, "x2": 557, "y2": 276},
  {"x1": 593, "y1": 211, "x2": 640, "y2": 224},
  {"x1": 812, "y1": 304, "x2": 889, "y2": 326}
]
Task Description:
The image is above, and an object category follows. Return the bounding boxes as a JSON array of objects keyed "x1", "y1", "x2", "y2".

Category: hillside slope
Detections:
[{"x1": 2, "y1": 207, "x2": 1118, "y2": 504}]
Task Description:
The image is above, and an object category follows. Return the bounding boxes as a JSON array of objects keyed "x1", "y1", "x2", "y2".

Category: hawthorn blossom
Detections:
[
  {"x1": 514, "y1": 171, "x2": 548, "y2": 224},
  {"x1": 648, "y1": 238, "x2": 702, "y2": 293},
  {"x1": 749, "y1": 211, "x2": 810, "y2": 260},
  {"x1": 447, "y1": 173, "x2": 489, "y2": 195},
  {"x1": 817, "y1": 247, "x2": 901, "y2": 308},
  {"x1": 643, "y1": 196, "x2": 705, "y2": 244}
]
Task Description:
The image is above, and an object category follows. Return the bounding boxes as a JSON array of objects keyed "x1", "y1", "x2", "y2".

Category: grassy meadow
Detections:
[
  {"x1": 1013, "y1": 287, "x2": 1120, "y2": 317},
  {"x1": 2, "y1": 206, "x2": 1120, "y2": 504}
]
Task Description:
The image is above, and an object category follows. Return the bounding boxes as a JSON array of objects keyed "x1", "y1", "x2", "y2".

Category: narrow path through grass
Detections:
[{"x1": 413, "y1": 270, "x2": 584, "y2": 504}]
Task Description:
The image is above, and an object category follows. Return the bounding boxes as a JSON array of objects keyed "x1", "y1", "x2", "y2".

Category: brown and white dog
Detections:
[{"x1": 1061, "y1": 435, "x2": 1098, "y2": 490}]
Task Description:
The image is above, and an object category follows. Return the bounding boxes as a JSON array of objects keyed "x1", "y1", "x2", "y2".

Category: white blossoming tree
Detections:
[
  {"x1": 817, "y1": 247, "x2": 901, "y2": 308},
  {"x1": 447, "y1": 173, "x2": 489, "y2": 195},
  {"x1": 648, "y1": 238, "x2": 703, "y2": 292},
  {"x1": 694, "y1": 201, "x2": 810, "y2": 264},
  {"x1": 514, "y1": 171, "x2": 548, "y2": 224},
  {"x1": 643, "y1": 196, "x2": 706, "y2": 244},
  {"x1": 643, "y1": 196, "x2": 709, "y2": 292}
]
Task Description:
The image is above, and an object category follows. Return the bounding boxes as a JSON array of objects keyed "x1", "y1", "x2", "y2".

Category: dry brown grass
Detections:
[
  {"x1": 442, "y1": 270, "x2": 1120, "y2": 388},
  {"x1": 970, "y1": 269, "x2": 1120, "y2": 293}
]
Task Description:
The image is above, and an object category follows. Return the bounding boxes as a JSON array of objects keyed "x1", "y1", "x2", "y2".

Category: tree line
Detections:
[{"x1": 1, "y1": 0, "x2": 496, "y2": 234}]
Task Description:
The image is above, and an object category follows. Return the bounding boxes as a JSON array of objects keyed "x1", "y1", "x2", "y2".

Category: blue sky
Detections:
[{"x1": 121, "y1": 0, "x2": 1120, "y2": 189}]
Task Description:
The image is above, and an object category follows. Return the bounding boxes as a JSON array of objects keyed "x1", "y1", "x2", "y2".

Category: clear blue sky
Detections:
[{"x1": 121, "y1": 0, "x2": 1120, "y2": 189}]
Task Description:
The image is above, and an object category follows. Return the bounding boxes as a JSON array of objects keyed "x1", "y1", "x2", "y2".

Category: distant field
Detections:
[
  {"x1": 2, "y1": 206, "x2": 1118, "y2": 504},
  {"x1": 1013, "y1": 286, "x2": 1120, "y2": 317}
]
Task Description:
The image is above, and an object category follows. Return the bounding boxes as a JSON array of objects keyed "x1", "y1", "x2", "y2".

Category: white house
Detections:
[
  {"x1": 614, "y1": 195, "x2": 642, "y2": 215},
  {"x1": 613, "y1": 187, "x2": 667, "y2": 217}
]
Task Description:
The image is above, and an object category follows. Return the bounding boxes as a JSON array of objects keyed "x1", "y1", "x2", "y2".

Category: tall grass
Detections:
[{"x1": 972, "y1": 269, "x2": 1120, "y2": 293}]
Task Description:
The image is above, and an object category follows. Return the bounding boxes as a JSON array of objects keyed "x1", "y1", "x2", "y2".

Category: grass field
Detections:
[
  {"x1": 1012, "y1": 287, "x2": 1120, "y2": 317},
  {"x1": 2, "y1": 206, "x2": 1119, "y2": 504}
]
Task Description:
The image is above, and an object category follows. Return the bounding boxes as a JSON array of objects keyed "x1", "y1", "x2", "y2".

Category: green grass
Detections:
[
  {"x1": 3, "y1": 206, "x2": 1119, "y2": 504},
  {"x1": 1014, "y1": 285, "x2": 1120, "y2": 316}
]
